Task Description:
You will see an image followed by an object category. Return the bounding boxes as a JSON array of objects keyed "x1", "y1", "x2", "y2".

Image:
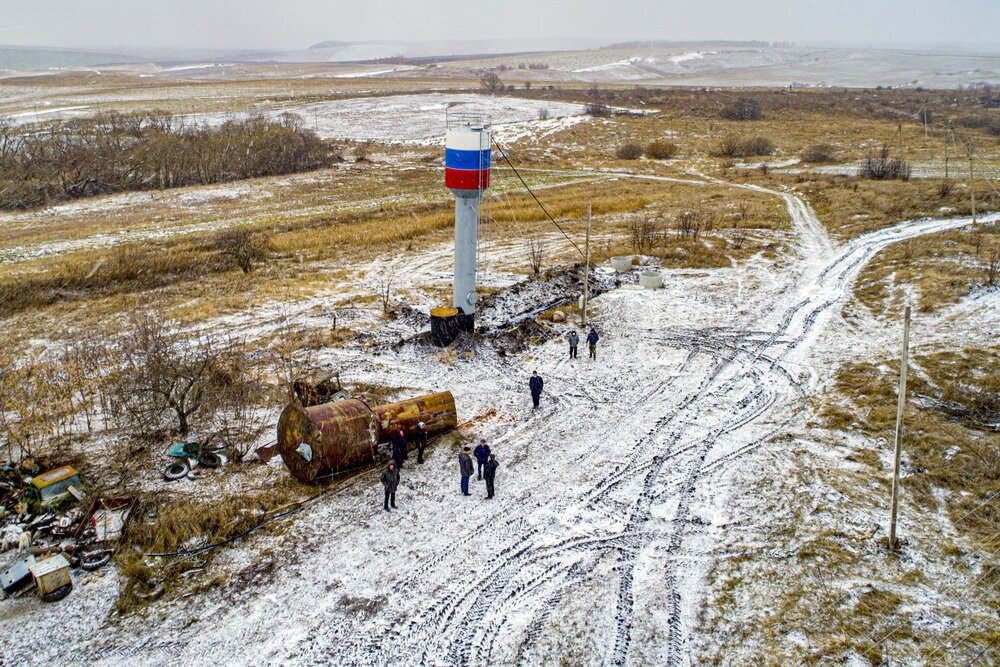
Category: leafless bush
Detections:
[
  {"x1": 645, "y1": 140, "x2": 679, "y2": 160},
  {"x1": 985, "y1": 246, "x2": 1000, "y2": 286},
  {"x1": 675, "y1": 209, "x2": 715, "y2": 241},
  {"x1": 214, "y1": 229, "x2": 271, "y2": 273},
  {"x1": 527, "y1": 237, "x2": 545, "y2": 275},
  {"x1": 720, "y1": 97, "x2": 763, "y2": 121},
  {"x1": 712, "y1": 135, "x2": 775, "y2": 158},
  {"x1": 585, "y1": 102, "x2": 611, "y2": 117},
  {"x1": 858, "y1": 145, "x2": 912, "y2": 181},
  {"x1": 801, "y1": 144, "x2": 838, "y2": 163},
  {"x1": 629, "y1": 216, "x2": 661, "y2": 253},
  {"x1": 537, "y1": 107, "x2": 550, "y2": 121},
  {"x1": 937, "y1": 180, "x2": 955, "y2": 198},
  {"x1": 616, "y1": 143, "x2": 643, "y2": 160}
]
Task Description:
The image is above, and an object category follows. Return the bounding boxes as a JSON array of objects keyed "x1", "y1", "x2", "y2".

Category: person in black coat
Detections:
[
  {"x1": 458, "y1": 447, "x2": 474, "y2": 496},
  {"x1": 380, "y1": 462, "x2": 399, "y2": 511},
  {"x1": 529, "y1": 371, "x2": 543, "y2": 409},
  {"x1": 473, "y1": 439, "x2": 491, "y2": 480},
  {"x1": 391, "y1": 429, "x2": 407, "y2": 469},
  {"x1": 483, "y1": 454, "x2": 499, "y2": 499},
  {"x1": 413, "y1": 422, "x2": 428, "y2": 464}
]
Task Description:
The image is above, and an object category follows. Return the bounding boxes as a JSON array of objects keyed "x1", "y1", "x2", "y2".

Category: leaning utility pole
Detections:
[
  {"x1": 888, "y1": 306, "x2": 911, "y2": 551},
  {"x1": 582, "y1": 203, "x2": 592, "y2": 327}
]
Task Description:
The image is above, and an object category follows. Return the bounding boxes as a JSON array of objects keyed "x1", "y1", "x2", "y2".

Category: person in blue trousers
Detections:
[{"x1": 458, "y1": 446, "x2": 474, "y2": 496}]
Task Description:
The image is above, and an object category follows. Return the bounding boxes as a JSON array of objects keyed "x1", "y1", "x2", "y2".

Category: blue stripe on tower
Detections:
[{"x1": 445, "y1": 148, "x2": 491, "y2": 170}]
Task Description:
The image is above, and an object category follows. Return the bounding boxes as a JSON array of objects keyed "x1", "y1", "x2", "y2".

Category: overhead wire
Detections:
[{"x1": 491, "y1": 137, "x2": 585, "y2": 259}]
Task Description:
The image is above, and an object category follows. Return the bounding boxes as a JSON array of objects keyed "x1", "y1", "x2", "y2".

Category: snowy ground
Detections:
[{"x1": 1, "y1": 157, "x2": 993, "y2": 662}]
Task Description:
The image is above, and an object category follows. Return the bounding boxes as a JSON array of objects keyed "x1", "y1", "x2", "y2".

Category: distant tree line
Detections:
[{"x1": 0, "y1": 111, "x2": 338, "y2": 210}]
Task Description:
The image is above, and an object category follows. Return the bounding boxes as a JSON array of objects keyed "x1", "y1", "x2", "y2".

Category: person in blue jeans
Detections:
[
  {"x1": 473, "y1": 439, "x2": 491, "y2": 480},
  {"x1": 458, "y1": 446, "x2": 474, "y2": 495}
]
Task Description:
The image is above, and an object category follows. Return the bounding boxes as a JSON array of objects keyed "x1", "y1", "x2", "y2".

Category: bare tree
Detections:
[
  {"x1": 114, "y1": 312, "x2": 233, "y2": 435},
  {"x1": 480, "y1": 72, "x2": 504, "y2": 95}
]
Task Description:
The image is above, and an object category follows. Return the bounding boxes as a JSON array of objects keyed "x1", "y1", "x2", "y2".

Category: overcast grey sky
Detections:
[{"x1": 1, "y1": 0, "x2": 997, "y2": 51}]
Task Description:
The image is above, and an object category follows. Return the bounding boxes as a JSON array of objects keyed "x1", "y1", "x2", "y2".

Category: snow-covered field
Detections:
[{"x1": 1, "y1": 152, "x2": 993, "y2": 661}]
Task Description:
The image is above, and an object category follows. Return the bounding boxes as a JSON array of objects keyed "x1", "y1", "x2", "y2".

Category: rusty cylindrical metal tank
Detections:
[
  {"x1": 277, "y1": 399, "x2": 378, "y2": 483},
  {"x1": 374, "y1": 391, "x2": 457, "y2": 442}
]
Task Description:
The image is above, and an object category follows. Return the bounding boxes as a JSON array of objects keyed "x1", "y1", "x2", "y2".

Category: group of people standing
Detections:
[
  {"x1": 379, "y1": 326, "x2": 602, "y2": 511},
  {"x1": 529, "y1": 327, "x2": 600, "y2": 409},
  {"x1": 379, "y1": 423, "x2": 499, "y2": 510}
]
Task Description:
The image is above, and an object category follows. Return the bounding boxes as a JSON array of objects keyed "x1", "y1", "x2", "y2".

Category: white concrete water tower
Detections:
[{"x1": 432, "y1": 113, "x2": 491, "y2": 344}]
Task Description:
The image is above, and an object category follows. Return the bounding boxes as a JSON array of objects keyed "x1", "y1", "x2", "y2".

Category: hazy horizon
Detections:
[{"x1": 1, "y1": 0, "x2": 997, "y2": 54}]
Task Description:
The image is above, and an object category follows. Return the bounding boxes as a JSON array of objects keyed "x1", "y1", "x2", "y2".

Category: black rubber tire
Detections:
[
  {"x1": 163, "y1": 461, "x2": 190, "y2": 481},
  {"x1": 40, "y1": 583, "x2": 72, "y2": 602},
  {"x1": 197, "y1": 452, "x2": 222, "y2": 469},
  {"x1": 80, "y1": 549, "x2": 113, "y2": 571}
]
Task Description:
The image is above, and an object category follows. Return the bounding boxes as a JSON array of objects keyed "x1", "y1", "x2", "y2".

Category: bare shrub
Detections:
[
  {"x1": 675, "y1": 209, "x2": 715, "y2": 241},
  {"x1": 585, "y1": 102, "x2": 611, "y2": 117},
  {"x1": 537, "y1": 107, "x2": 550, "y2": 121},
  {"x1": 985, "y1": 246, "x2": 1000, "y2": 286},
  {"x1": 616, "y1": 143, "x2": 643, "y2": 160},
  {"x1": 527, "y1": 237, "x2": 545, "y2": 275},
  {"x1": 937, "y1": 180, "x2": 955, "y2": 198},
  {"x1": 712, "y1": 135, "x2": 775, "y2": 158},
  {"x1": 801, "y1": 144, "x2": 838, "y2": 163},
  {"x1": 858, "y1": 145, "x2": 912, "y2": 181},
  {"x1": 645, "y1": 140, "x2": 679, "y2": 160},
  {"x1": 720, "y1": 97, "x2": 763, "y2": 121},
  {"x1": 628, "y1": 216, "x2": 661, "y2": 253},
  {"x1": 214, "y1": 229, "x2": 271, "y2": 273}
]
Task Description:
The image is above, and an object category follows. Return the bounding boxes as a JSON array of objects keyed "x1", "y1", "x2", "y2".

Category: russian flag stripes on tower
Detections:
[{"x1": 445, "y1": 128, "x2": 491, "y2": 191}]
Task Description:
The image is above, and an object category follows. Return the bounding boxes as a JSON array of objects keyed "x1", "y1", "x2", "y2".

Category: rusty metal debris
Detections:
[{"x1": 277, "y1": 391, "x2": 458, "y2": 483}]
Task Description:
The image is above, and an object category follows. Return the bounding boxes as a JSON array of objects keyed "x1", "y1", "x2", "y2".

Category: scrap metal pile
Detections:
[{"x1": 1, "y1": 461, "x2": 138, "y2": 602}]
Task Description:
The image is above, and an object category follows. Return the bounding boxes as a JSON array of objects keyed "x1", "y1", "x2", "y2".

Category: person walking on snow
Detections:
[
  {"x1": 380, "y1": 462, "x2": 399, "y2": 511},
  {"x1": 587, "y1": 328, "x2": 600, "y2": 360},
  {"x1": 473, "y1": 439, "x2": 491, "y2": 480},
  {"x1": 529, "y1": 371, "x2": 544, "y2": 409},
  {"x1": 391, "y1": 428, "x2": 407, "y2": 470},
  {"x1": 483, "y1": 453, "x2": 499, "y2": 499},
  {"x1": 413, "y1": 421, "x2": 428, "y2": 464},
  {"x1": 567, "y1": 330, "x2": 579, "y2": 359},
  {"x1": 458, "y1": 446, "x2": 474, "y2": 496}
]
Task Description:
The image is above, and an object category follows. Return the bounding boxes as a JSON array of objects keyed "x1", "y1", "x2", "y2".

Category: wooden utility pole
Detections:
[
  {"x1": 582, "y1": 202, "x2": 592, "y2": 327},
  {"x1": 966, "y1": 142, "x2": 977, "y2": 226},
  {"x1": 888, "y1": 306, "x2": 911, "y2": 551}
]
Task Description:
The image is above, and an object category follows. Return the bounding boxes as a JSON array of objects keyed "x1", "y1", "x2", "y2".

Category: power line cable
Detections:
[{"x1": 491, "y1": 137, "x2": 585, "y2": 259}]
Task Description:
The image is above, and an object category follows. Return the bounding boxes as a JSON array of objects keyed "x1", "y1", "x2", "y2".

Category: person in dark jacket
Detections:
[
  {"x1": 391, "y1": 429, "x2": 407, "y2": 469},
  {"x1": 473, "y1": 439, "x2": 491, "y2": 480},
  {"x1": 380, "y1": 462, "x2": 399, "y2": 511},
  {"x1": 458, "y1": 447, "x2": 474, "y2": 496},
  {"x1": 413, "y1": 421, "x2": 428, "y2": 464},
  {"x1": 529, "y1": 371, "x2": 543, "y2": 409},
  {"x1": 483, "y1": 454, "x2": 499, "y2": 499},
  {"x1": 587, "y1": 328, "x2": 600, "y2": 359},
  {"x1": 567, "y1": 330, "x2": 579, "y2": 359}
]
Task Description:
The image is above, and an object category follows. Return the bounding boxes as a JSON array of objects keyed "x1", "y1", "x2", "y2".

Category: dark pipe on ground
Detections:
[{"x1": 277, "y1": 391, "x2": 457, "y2": 483}]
